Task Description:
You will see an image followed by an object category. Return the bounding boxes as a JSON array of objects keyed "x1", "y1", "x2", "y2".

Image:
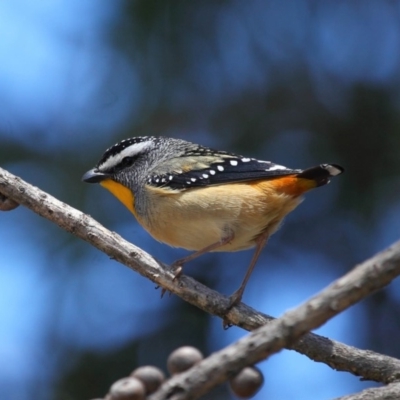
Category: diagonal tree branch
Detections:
[
  {"x1": 1, "y1": 166, "x2": 400, "y2": 394},
  {"x1": 146, "y1": 242, "x2": 400, "y2": 399},
  {"x1": 332, "y1": 382, "x2": 400, "y2": 400}
]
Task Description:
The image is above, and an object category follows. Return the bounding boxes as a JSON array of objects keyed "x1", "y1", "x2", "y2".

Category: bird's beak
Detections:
[{"x1": 82, "y1": 169, "x2": 110, "y2": 183}]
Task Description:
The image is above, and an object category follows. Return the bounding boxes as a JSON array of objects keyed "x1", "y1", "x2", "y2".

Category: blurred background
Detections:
[{"x1": 1, "y1": 1, "x2": 400, "y2": 399}]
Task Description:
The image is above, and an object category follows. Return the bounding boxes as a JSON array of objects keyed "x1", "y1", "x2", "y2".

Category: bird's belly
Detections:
[
  {"x1": 149, "y1": 216, "x2": 259, "y2": 252},
  {"x1": 138, "y1": 182, "x2": 303, "y2": 252}
]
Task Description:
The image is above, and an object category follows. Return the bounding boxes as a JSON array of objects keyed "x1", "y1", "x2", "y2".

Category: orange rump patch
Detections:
[{"x1": 251, "y1": 176, "x2": 317, "y2": 197}]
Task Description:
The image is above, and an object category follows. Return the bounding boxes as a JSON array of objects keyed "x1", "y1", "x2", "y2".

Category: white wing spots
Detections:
[
  {"x1": 98, "y1": 140, "x2": 153, "y2": 172},
  {"x1": 267, "y1": 164, "x2": 287, "y2": 171},
  {"x1": 169, "y1": 175, "x2": 173, "y2": 181},
  {"x1": 186, "y1": 181, "x2": 191, "y2": 185},
  {"x1": 209, "y1": 170, "x2": 216, "y2": 175},
  {"x1": 241, "y1": 158, "x2": 251, "y2": 162},
  {"x1": 191, "y1": 177, "x2": 197, "y2": 182},
  {"x1": 230, "y1": 160, "x2": 238, "y2": 166},
  {"x1": 217, "y1": 165, "x2": 224, "y2": 171},
  {"x1": 161, "y1": 178, "x2": 166, "y2": 183},
  {"x1": 155, "y1": 178, "x2": 160, "y2": 183},
  {"x1": 202, "y1": 173, "x2": 209, "y2": 178}
]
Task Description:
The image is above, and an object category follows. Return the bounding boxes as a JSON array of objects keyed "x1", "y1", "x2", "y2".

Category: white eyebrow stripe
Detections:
[{"x1": 98, "y1": 141, "x2": 152, "y2": 171}]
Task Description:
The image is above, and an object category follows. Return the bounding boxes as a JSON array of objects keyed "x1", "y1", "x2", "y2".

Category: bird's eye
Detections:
[{"x1": 121, "y1": 156, "x2": 134, "y2": 167}]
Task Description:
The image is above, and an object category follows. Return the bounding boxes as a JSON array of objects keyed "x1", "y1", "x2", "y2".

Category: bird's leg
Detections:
[
  {"x1": 228, "y1": 232, "x2": 269, "y2": 308},
  {"x1": 170, "y1": 231, "x2": 234, "y2": 280}
]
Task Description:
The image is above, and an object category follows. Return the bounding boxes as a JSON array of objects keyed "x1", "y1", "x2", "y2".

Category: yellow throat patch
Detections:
[{"x1": 100, "y1": 179, "x2": 136, "y2": 217}]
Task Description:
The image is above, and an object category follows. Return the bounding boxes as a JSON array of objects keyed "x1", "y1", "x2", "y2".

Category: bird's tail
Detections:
[{"x1": 297, "y1": 164, "x2": 344, "y2": 187}]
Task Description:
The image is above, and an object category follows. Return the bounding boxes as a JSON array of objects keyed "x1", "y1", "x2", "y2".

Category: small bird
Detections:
[{"x1": 82, "y1": 136, "x2": 343, "y2": 306}]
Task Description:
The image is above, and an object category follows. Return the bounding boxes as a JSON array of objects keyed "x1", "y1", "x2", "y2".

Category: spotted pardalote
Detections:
[{"x1": 83, "y1": 136, "x2": 344, "y2": 306}]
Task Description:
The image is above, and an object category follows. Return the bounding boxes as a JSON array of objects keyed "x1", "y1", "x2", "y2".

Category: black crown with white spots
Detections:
[{"x1": 97, "y1": 136, "x2": 160, "y2": 168}]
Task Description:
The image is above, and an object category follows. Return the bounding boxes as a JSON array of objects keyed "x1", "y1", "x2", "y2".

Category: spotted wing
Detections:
[{"x1": 147, "y1": 156, "x2": 301, "y2": 190}]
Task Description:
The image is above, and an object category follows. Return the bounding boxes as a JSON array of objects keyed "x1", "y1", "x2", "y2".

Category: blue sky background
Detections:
[{"x1": 1, "y1": 1, "x2": 400, "y2": 399}]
